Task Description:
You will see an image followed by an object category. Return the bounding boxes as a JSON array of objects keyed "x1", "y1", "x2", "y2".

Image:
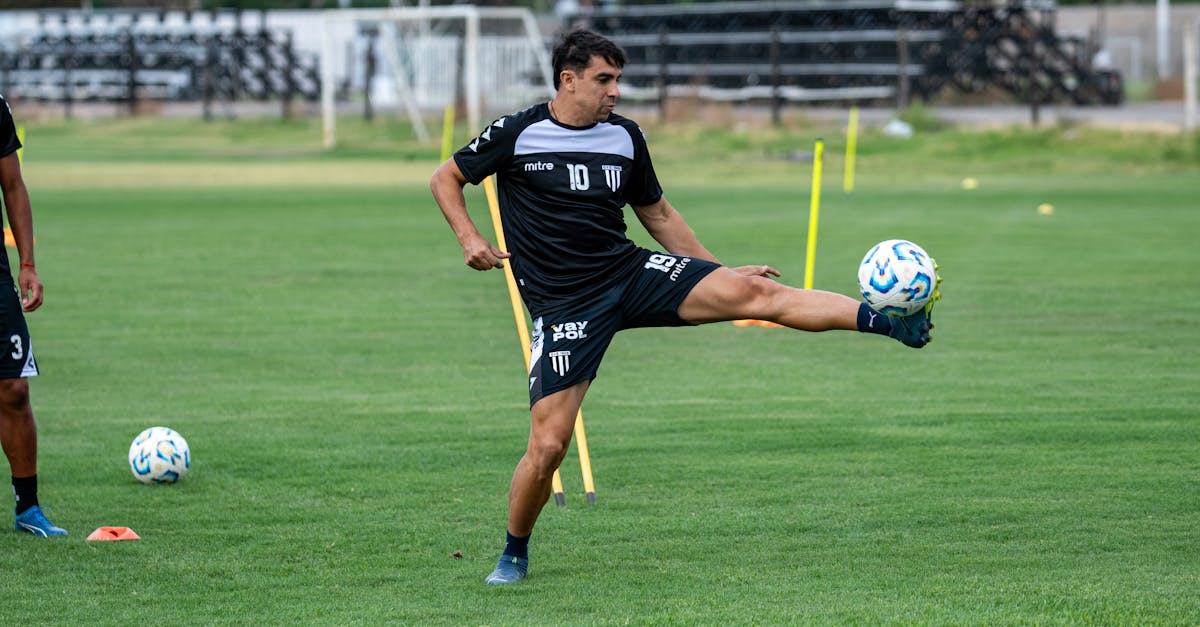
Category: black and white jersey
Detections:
[
  {"x1": 0, "y1": 95, "x2": 20, "y2": 161},
  {"x1": 0, "y1": 94, "x2": 21, "y2": 283},
  {"x1": 454, "y1": 103, "x2": 664, "y2": 316}
]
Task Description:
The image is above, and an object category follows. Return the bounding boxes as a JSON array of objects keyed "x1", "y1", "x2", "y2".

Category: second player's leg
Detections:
[
  {"x1": 677, "y1": 266, "x2": 859, "y2": 330},
  {"x1": 0, "y1": 377, "x2": 36, "y2": 476},
  {"x1": 507, "y1": 380, "x2": 590, "y2": 536}
]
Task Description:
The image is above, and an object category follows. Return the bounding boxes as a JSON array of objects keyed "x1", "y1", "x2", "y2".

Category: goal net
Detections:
[{"x1": 319, "y1": 6, "x2": 553, "y2": 148}]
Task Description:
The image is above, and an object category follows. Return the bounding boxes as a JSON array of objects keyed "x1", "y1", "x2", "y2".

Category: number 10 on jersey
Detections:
[{"x1": 567, "y1": 163, "x2": 590, "y2": 191}]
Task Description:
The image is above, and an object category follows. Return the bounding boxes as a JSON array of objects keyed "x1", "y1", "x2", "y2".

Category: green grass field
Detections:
[{"x1": 0, "y1": 114, "x2": 1197, "y2": 624}]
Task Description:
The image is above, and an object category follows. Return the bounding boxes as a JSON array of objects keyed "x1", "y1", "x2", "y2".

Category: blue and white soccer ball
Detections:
[
  {"x1": 128, "y1": 427, "x2": 191, "y2": 484},
  {"x1": 857, "y1": 239, "x2": 937, "y2": 316}
]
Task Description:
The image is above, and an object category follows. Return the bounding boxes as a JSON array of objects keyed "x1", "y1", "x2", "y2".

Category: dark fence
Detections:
[
  {"x1": 0, "y1": 9, "x2": 323, "y2": 118},
  {"x1": 565, "y1": 0, "x2": 1122, "y2": 112}
]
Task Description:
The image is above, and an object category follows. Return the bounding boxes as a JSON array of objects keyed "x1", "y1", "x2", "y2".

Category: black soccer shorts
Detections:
[
  {"x1": 526, "y1": 249, "x2": 719, "y2": 407},
  {"x1": 0, "y1": 284, "x2": 38, "y2": 379}
]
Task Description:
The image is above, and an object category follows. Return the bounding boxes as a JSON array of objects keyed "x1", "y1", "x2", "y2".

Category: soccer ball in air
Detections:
[
  {"x1": 857, "y1": 239, "x2": 938, "y2": 316},
  {"x1": 128, "y1": 427, "x2": 191, "y2": 484}
]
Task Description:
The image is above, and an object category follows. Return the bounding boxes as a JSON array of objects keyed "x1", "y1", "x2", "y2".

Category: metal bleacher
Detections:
[
  {"x1": 564, "y1": 0, "x2": 1122, "y2": 108},
  {"x1": 0, "y1": 2, "x2": 1122, "y2": 116},
  {"x1": 566, "y1": 0, "x2": 958, "y2": 105},
  {"x1": 0, "y1": 10, "x2": 321, "y2": 111},
  {"x1": 931, "y1": 2, "x2": 1123, "y2": 105}
]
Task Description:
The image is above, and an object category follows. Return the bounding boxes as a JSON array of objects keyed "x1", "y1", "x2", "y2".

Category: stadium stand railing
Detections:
[
  {"x1": 0, "y1": 9, "x2": 322, "y2": 113},
  {"x1": 562, "y1": 0, "x2": 1122, "y2": 108}
]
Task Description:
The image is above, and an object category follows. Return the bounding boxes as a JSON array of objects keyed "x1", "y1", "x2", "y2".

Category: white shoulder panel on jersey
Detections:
[{"x1": 513, "y1": 120, "x2": 634, "y2": 159}]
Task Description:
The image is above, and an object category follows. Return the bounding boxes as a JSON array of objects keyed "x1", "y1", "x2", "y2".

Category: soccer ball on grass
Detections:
[
  {"x1": 857, "y1": 239, "x2": 938, "y2": 316},
  {"x1": 128, "y1": 427, "x2": 191, "y2": 484}
]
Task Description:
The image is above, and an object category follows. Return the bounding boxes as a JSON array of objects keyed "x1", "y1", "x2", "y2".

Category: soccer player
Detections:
[
  {"x1": 429, "y1": 29, "x2": 935, "y2": 584},
  {"x1": 0, "y1": 94, "x2": 65, "y2": 537}
]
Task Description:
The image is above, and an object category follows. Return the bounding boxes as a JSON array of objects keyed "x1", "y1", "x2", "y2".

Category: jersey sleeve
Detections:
[
  {"x1": 0, "y1": 97, "x2": 21, "y2": 159},
  {"x1": 622, "y1": 124, "x2": 663, "y2": 207},
  {"x1": 452, "y1": 116, "x2": 518, "y2": 186}
]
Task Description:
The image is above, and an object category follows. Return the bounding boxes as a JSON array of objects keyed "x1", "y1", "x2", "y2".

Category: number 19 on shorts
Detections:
[{"x1": 643, "y1": 254, "x2": 676, "y2": 272}]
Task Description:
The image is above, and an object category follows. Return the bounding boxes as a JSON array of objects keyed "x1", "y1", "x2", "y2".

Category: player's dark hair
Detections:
[{"x1": 551, "y1": 28, "x2": 627, "y2": 90}]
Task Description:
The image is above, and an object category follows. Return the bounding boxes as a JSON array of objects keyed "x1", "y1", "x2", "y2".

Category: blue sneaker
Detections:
[
  {"x1": 484, "y1": 554, "x2": 528, "y2": 585},
  {"x1": 888, "y1": 260, "x2": 942, "y2": 349},
  {"x1": 15, "y1": 506, "x2": 67, "y2": 537}
]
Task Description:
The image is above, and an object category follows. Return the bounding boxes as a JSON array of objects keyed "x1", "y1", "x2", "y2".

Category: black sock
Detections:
[
  {"x1": 503, "y1": 530, "x2": 530, "y2": 560},
  {"x1": 12, "y1": 475, "x2": 38, "y2": 515},
  {"x1": 856, "y1": 302, "x2": 893, "y2": 336}
]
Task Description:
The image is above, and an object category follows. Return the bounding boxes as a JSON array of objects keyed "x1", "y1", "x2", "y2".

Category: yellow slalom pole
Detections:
[
  {"x1": 439, "y1": 104, "x2": 456, "y2": 163},
  {"x1": 482, "y1": 176, "x2": 596, "y2": 506},
  {"x1": 482, "y1": 178, "x2": 533, "y2": 375},
  {"x1": 803, "y1": 138, "x2": 824, "y2": 290},
  {"x1": 481, "y1": 176, "x2": 563, "y2": 503},
  {"x1": 844, "y1": 107, "x2": 858, "y2": 193},
  {"x1": 573, "y1": 412, "x2": 596, "y2": 503}
]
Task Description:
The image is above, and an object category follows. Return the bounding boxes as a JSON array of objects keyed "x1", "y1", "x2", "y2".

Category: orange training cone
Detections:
[
  {"x1": 86, "y1": 526, "x2": 141, "y2": 541},
  {"x1": 732, "y1": 319, "x2": 784, "y2": 328}
]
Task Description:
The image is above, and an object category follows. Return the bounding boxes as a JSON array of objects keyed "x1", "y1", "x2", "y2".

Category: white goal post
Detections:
[{"x1": 320, "y1": 5, "x2": 554, "y2": 149}]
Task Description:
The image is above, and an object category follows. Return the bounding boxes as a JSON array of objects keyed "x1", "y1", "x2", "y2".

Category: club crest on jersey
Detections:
[
  {"x1": 602, "y1": 165, "x2": 622, "y2": 192},
  {"x1": 549, "y1": 351, "x2": 572, "y2": 376},
  {"x1": 551, "y1": 320, "x2": 588, "y2": 342}
]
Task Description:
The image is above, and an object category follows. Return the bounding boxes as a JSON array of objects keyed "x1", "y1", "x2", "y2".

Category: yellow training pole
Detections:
[
  {"x1": 483, "y1": 176, "x2": 597, "y2": 505},
  {"x1": 574, "y1": 413, "x2": 596, "y2": 503},
  {"x1": 482, "y1": 178, "x2": 534, "y2": 378},
  {"x1": 803, "y1": 139, "x2": 824, "y2": 290},
  {"x1": 844, "y1": 107, "x2": 858, "y2": 193},
  {"x1": 439, "y1": 104, "x2": 456, "y2": 163},
  {"x1": 482, "y1": 176, "x2": 562, "y2": 503}
]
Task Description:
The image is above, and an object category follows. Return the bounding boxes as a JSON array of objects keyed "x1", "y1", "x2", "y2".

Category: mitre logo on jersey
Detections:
[
  {"x1": 551, "y1": 320, "x2": 588, "y2": 342},
  {"x1": 602, "y1": 165, "x2": 622, "y2": 192},
  {"x1": 524, "y1": 161, "x2": 555, "y2": 172},
  {"x1": 549, "y1": 351, "x2": 572, "y2": 376}
]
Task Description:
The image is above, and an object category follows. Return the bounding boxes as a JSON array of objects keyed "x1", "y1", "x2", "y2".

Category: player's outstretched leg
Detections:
[
  {"x1": 14, "y1": 505, "x2": 67, "y2": 537},
  {"x1": 485, "y1": 554, "x2": 530, "y2": 585}
]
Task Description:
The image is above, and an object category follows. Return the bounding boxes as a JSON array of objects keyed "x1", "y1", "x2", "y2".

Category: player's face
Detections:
[{"x1": 575, "y1": 56, "x2": 621, "y2": 122}]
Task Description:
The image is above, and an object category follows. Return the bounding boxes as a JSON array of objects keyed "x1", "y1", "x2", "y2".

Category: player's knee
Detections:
[
  {"x1": 0, "y1": 378, "x2": 29, "y2": 415},
  {"x1": 738, "y1": 275, "x2": 785, "y2": 314},
  {"x1": 527, "y1": 435, "x2": 569, "y2": 474}
]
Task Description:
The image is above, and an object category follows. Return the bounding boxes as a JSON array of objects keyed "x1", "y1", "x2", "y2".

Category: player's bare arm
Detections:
[
  {"x1": 430, "y1": 158, "x2": 510, "y2": 271},
  {"x1": 0, "y1": 152, "x2": 41, "y2": 312},
  {"x1": 632, "y1": 197, "x2": 780, "y2": 279},
  {"x1": 631, "y1": 197, "x2": 717, "y2": 262}
]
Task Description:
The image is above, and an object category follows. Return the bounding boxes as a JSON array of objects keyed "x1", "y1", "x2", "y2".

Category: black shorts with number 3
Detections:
[
  {"x1": 0, "y1": 284, "x2": 38, "y2": 379},
  {"x1": 526, "y1": 249, "x2": 719, "y2": 407}
]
